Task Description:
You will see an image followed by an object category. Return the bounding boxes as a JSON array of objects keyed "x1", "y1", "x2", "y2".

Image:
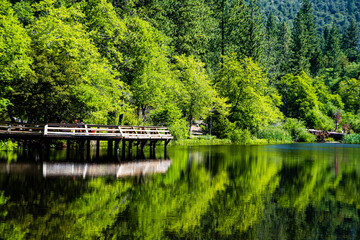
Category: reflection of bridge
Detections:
[
  {"x1": 0, "y1": 160, "x2": 172, "y2": 178},
  {"x1": 0, "y1": 122, "x2": 173, "y2": 159}
]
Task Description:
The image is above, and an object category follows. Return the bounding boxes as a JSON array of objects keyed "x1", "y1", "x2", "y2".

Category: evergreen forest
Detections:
[{"x1": 2, "y1": 0, "x2": 360, "y2": 142}]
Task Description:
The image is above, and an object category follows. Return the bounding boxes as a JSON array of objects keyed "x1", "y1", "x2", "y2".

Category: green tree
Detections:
[
  {"x1": 342, "y1": 18, "x2": 359, "y2": 62},
  {"x1": 0, "y1": 0, "x2": 32, "y2": 117},
  {"x1": 276, "y1": 22, "x2": 291, "y2": 76},
  {"x1": 276, "y1": 72, "x2": 335, "y2": 129},
  {"x1": 117, "y1": 0, "x2": 216, "y2": 65},
  {"x1": 118, "y1": 16, "x2": 182, "y2": 121},
  {"x1": 216, "y1": 54, "x2": 283, "y2": 132},
  {"x1": 9, "y1": 0, "x2": 125, "y2": 123},
  {"x1": 289, "y1": 0, "x2": 318, "y2": 75},
  {"x1": 241, "y1": 0, "x2": 264, "y2": 61},
  {"x1": 84, "y1": 0, "x2": 127, "y2": 74},
  {"x1": 338, "y1": 77, "x2": 360, "y2": 114},
  {"x1": 323, "y1": 23, "x2": 342, "y2": 79},
  {"x1": 173, "y1": 55, "x2": 220, "y2": 132}
]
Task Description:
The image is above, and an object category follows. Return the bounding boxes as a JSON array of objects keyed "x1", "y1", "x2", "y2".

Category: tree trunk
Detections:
[{"x1": 221, "y1": 0, "x2": 225, "y2": 67}]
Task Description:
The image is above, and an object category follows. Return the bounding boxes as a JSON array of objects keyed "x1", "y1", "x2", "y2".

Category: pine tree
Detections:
[
  {"x1": 241, "y1": 0, "x2": 264, "y2": 61},
  {"x1": 289, "y1": 0, "x2": 318, "y2": 75},
  {"x1": 324, "y1": 23, "x2": 342, "y2": 78},
  {"x1": 266, "y1": 12, "x2": 277, "y2": 38},
  {"x1": 342, "y1": 18, "x2": 359, "y2": 62},
  {"x1": 207, "y1": 0, "x2": 247, "y2": 68},
  {"x1": 263, "y1": 12, "x2": 280, "y2": 80},
  {"x1": 277, "y1": 22, "x2": 291, "y2": 76}
]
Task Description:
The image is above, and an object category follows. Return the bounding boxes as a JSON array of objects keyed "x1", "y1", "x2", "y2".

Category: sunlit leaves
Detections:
[
  {"x1": 0, "y1": 0, "x2": 32, "y2": 113},
  {"x1": 216, "y1": 54, "x2": 283, "y2": 131}
]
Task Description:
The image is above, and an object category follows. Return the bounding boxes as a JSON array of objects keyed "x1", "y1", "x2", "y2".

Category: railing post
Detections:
[
  {"x1": 44, "y1": 124, "x2": 48, "y2": 135},
  {"x1": 118, "y1": 126, "x2": 123, "y2": 137}
]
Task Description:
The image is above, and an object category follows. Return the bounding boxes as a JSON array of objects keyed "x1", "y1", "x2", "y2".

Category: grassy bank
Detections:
[
  {"x1": 171, "y1": 135, "x2": 232, "y2": 146},
  {"x1": 171, "y1": 134, "x2": 296, "y2": 146}
]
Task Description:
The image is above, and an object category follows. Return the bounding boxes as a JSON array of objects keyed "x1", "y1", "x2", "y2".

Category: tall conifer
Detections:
[
  {"x1": 289, "y1": 0, "x2": 317, "y2": 75},
  {"x1": 342, "y1": 18, "x2": 359, "y2": 62}
]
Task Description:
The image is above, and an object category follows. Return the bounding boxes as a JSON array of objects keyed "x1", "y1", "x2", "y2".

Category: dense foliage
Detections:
[{"x1": 1, "y1": 0, "x2": 360, "y2": 141}]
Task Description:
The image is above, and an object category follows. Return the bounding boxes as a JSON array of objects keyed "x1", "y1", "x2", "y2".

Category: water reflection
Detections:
[
  {"x1": 1, "y1": 144, "x2": 360, "y2": 239},
  {"x1": 0, "y1": 161, "x2": 172, "y2": 178}
]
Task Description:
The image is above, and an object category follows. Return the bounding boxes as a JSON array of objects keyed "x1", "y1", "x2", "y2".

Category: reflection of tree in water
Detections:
[
  {"x1": 256, "y1": 192, "x2": 360, "y2": 239},
  {"x1": 1, "y1": 145, "x2": 360, "y2": 239},
  {"x1": 0, "y1": 175, "x2": 132, "y2": 239}
]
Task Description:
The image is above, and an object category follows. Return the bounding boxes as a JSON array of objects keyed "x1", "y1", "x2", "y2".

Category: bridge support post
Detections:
[
  {"x1": 22, "y1": 139, "x2": 28, "y2": 157},
  {"x1": 66, "y1": 140, "x2": 70, "y2": 160},
  {"x1": 86, "y1": 140, "x2": 91, "y2": 161},
  {"x1": 164, "y1": 140, "x2": 170, "y2": 158},
  {"x1": 136, "y1": 141, "x2": 141, "y2": 158},
  {"x1": 150, "y1": 140, "x2": 157, "y2": 158},
  {"x1": 107, "y1": 140, "x2": 113, "y2": 157},
  {"x1": 122, "y1": 141, "x2": 126, "y2": 159},
  {"x1": 114, "y1": 140, "x2": 120, "y2": 155},
  {"x1": 96, "y1": 140, "x2": 100, "y2": 159},
  {"x1": 140, "y1": 140, "x2": 147, "y2": 153},
  {"x1": 128, "y1": 140, "x2": 133, "y2": 158},
  {"x1": 43, "y1": 140, "x2": 50, "y2": 161},
  {"x1": 80, "y1": 140, "x2": 85, "y2": 150}
]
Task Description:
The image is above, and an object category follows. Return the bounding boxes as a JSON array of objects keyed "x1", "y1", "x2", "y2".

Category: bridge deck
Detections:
[{"x1": 0, "y1": 122, "x2": 173, "y2": 141}]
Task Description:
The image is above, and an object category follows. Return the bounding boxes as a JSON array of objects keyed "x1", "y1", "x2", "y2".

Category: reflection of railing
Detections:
[{"x1": 0, "y1": 161, "x2": 172, "y2": 178}]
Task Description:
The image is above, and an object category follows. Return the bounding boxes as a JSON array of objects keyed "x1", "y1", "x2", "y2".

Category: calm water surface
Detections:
[{"x1": 1, "y1": 143, "x2": 360, "y2": 239}]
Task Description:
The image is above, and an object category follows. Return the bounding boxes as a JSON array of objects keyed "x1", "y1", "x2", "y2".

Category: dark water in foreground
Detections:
[{"x1": 1, "y1": 143, "x2": 360, "y2": 239}]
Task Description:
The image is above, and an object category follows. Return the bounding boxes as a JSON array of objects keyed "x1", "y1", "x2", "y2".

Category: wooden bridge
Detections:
[
  {"x1": 0, "y1": 122, "x2": 173, "y2": 159},
  {"x1": 307, "y1": 129, "x2": 346, "y2": 141}
]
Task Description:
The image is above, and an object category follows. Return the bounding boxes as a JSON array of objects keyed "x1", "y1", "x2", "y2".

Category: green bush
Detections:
[
  {"x1": 283, "y1": 118, "x2": 316, "y2": 142},
  {"x1": 304, "y1": 108, "x2": 335, "y2": 130},
  {"x1": 168, "y1": 119, "x2": 189, "y2": 140},
  {"x1": 228, "y1": 128, "x2": 252, "y2": 144},
  {"x1": 211, "y1": 114, "x2": 235, "y2": 139},
  {"x1": 343, "y1": 134, "x2": 360, "y2": 144},
  {"x1": 149, "y1": 104, "x2": 183, "y2": 126},
  {"x1": 257, "y1": 125, "x2": 292, "y2": 142},
  {"x1": 342, "y1": 112, "x2": 360, "y2": 133}
]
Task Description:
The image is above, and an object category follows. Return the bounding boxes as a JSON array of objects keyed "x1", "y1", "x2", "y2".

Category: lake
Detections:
[{"x1": 1, "y1": 143, "x2": 359, "y2": 239}]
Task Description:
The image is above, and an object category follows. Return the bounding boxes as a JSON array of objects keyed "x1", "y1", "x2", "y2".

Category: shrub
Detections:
[
  {"x1": 283, "y1": 118, "x2": 316, "y2": 142},
  {"x1": 211, "y1": 114, "x2": 236, "y2": 139},
  {"x1": 168, "y1": 119, "x2": 189, "y2": 140},
  {"x1": 305, "y1": 108, "x2": 335, "y2": 130},
  {"x1": 257, "y1": 125, "x2": 292, "y2": 142},
  {"x1": 343, "y1": 134, "x2": 360, "y2": 144},
  {"x1": 342, "y1": 112, "x2": 360, "y2": 133},
  {"x1": 228, "y1": 128, "x2": 252, "y2": 144},
  {"x1": 149, "y1": 104, "x2": 182, "y2": 126}
]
